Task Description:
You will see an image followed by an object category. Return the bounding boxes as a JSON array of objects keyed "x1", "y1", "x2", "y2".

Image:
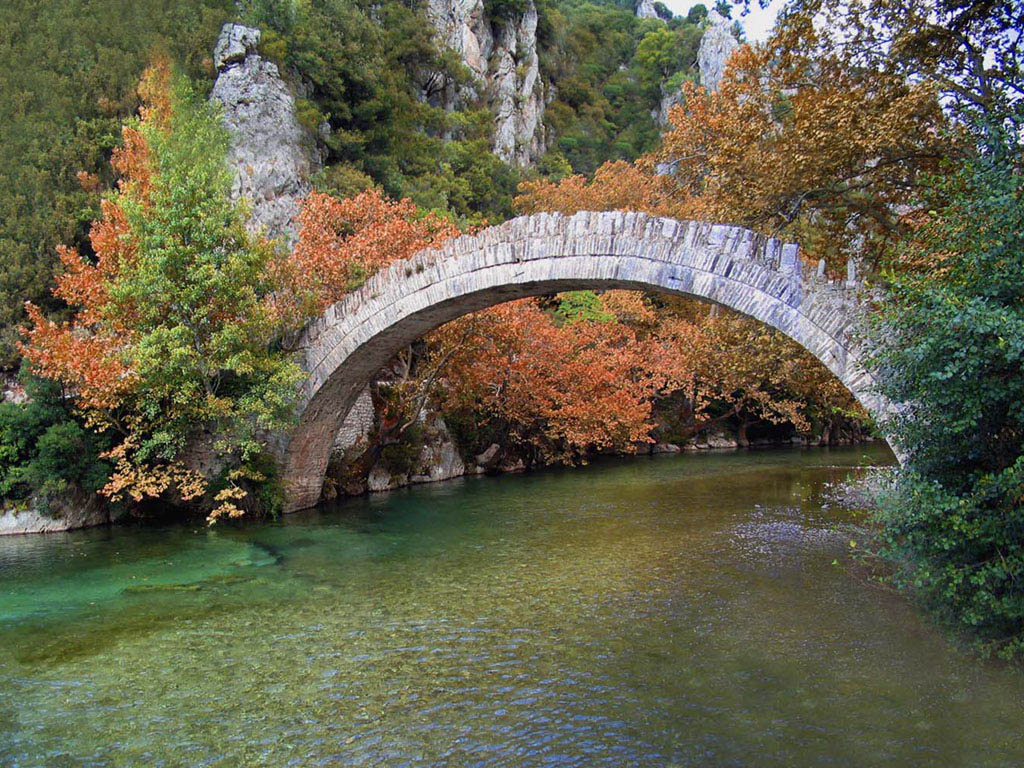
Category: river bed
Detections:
[{"x1": 1, "y1": 446, "x2": 1022, "y2": 767}]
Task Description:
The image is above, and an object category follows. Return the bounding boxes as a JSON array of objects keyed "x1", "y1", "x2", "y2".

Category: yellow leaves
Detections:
[{"x1": 101, "y1": 437, "x2": 205, "y2": 506}]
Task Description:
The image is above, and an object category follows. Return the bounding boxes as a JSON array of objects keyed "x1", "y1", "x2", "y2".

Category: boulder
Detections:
[
  {"x1": 706, "y1": 431, "x2": 739, "y2": 449},
  {"x1": 367, "y1": 465, "x2": 396, "y2": 493},
  {"x1": 409, "y1": 416, "x2": 465, "y2": 483}
]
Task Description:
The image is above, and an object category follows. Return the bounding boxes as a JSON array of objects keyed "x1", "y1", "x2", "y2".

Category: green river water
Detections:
[{"x1": 1, "y1": 446, "x2": 1023, "y2": 767}]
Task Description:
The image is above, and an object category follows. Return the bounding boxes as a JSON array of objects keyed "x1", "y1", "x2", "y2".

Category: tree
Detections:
[
  {"x1": 423, "y1": 297, "x2": 689, "y2": 464},
  {"x1": 21, "y1": 61, "x2": 301, "y2": 520},
  {"x1": 651, "y1": 32, "x2": 952, "y2": 270},
  {"x1": 0, "y1": 0, "x2": 234, "y2": 369},
  {"x1": 0, "y1": 370, "x2": 112, "y2": 506},
  {"x1": 277, "y1": 188, "x2": 459, "y2": 326},
  {"x1": 515, "y1": 159, "x2": 870, "y2": 447},
  {"x1": 866, "y1": 147, "x2": 1024, "y2": 658}
]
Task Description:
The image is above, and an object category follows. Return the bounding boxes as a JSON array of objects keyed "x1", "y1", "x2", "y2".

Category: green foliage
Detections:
[
  {"x1": 381, "y1": 421, "x2": 425, "y2": 476},
  {"x1": 536, "y1": 0, "x2": 702, "y2": 174},
  {"x1": 485, "y1": 0, "x2": 532, "y2": 21},
  {"x1": 867, "y1": 145, "x2": 1024, "y2": 658},
  {"x1": 245, "y1": 0, "x2": 524, "y2": 224},
  {"x1": 0, "y1": 0, "x2": 233, "y2": 369},
  {"x1": 313, "y1": 164, "x2": 376, "y2": 199},
  {"x1": 554, "y1": 291, "x2": 614, "y2": 323},
  {"x1": 116, "y1": 75, "x2": 302, "y2": 469},
  {"x1": 0, "y1": 372, "x2": 111, "y2": 504},
  {"x1": 247, "y1": 0, "x2": 512, "y2": 225}
]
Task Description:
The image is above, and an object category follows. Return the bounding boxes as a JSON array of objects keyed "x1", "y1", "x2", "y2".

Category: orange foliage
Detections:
[
  {"x1": 518, "y1": 15, "x2": 951, "y2": 271},
  {"x1": 19, "y1": 60, "x2": 163, "y2": 414},
  {"x1": 277, "y1": 190, "x2": 460, "y2": 325},
  {"x1": 426, "y1": 298, "x2": 691, "y2": 460},
  {"x1": 516, "y1": 161, "x2": 680, "y2": 218},
  {"x1": 19, "y1": 58, "x2": 255, "y2": 513}
]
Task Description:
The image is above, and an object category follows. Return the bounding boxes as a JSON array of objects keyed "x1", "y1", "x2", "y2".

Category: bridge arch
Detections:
[{"x1": 282, "y1": 211, "x2": 882, "y2": 511}]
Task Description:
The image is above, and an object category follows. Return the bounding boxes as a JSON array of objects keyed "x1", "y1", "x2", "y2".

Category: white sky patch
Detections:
[{"x1": 661, "y1": 0, "x2": 785, "y2": 42}]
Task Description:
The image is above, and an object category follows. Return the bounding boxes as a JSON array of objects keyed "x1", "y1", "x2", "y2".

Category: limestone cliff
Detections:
[
  {"x1": 697, "y1": 10, "x2": 739, "y2": 93},
  {"x1": 426, "y1": 0, "x2": 546, "y2": 166},
  {"x1": 210, "y1": 23, "x2": 316, "y2": 245},
  {"x1": 654, "y1": 10, "x2": 739, "y2": 128},
  {"x1": 634, "y1": 0, "x2": 660, "y2": 20}
]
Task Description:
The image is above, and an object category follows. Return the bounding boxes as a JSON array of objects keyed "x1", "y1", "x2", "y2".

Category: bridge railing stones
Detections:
[{"x1": 298, "y1": 211, "x2": 864, "y2": 351}]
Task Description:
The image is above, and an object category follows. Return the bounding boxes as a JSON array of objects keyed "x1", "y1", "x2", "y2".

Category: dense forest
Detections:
[
  {"x1": 1, "y1": 0, "x2": 1023, "y2": 655},
  {"x1": 0, "y1": 0, "x2": 716, "y2": 366}
]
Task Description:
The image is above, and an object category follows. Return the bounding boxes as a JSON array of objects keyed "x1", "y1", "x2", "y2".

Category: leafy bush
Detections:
[
  {"x1": 0, "y1": 373, "x2": 111, "y2": 505},
  {"x1": 867, "y1": 147, "x2": 1024, "y2": 659}
]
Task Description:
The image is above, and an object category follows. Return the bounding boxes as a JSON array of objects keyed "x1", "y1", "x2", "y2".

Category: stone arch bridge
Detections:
[{"x1": 282, "y1": 211, "x2": 881, "y2": 512}]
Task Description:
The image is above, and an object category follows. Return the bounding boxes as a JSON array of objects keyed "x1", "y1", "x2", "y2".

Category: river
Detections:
[{"x1": 1, "y1": 446, "x2": 1023, "y2": 766}]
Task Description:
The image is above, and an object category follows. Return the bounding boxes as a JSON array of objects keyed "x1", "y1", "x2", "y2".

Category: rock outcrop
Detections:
[
  {"x1": 634, "y1": 0, "x2": 661, "y2": 19},
  {"x1": 426, "y1": 0, "x2": 546, "y2": 166},
  {"x1": 697, "y1": 10, "x2": 739, "y2": 93},
  {"x1": 2, "y1": 374, "x2": 25, "y2": 404},
  {"x1": 653, "y1": 11, "x2": 737, "y2": 129},
  {"x1": 357, "y1": 413, "x2": 466, "y2": 492},
  {"x1": 210, "y1": 23, "x2": 316, "y2": 245},
  {"x1": 653, "y1": 88, "x2": 685, "y2": 127},
  {"x1": 0, "y1": 491, "x2": 116, "y2": 536}
]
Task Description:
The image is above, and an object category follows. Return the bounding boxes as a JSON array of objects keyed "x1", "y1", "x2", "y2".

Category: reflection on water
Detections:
[{"x1": 1, "y1": 446, "x2": 1023, "y2": 767}]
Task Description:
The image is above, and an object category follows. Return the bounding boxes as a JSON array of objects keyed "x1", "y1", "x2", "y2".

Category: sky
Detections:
[{"x1": 662, "y1": 0, "x2": 785, "y2": 42}]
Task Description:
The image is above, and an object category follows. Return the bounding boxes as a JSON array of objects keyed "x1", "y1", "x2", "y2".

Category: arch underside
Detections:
[{"x1": 282, "y1": 213, "x2": 879, "y2": 512}]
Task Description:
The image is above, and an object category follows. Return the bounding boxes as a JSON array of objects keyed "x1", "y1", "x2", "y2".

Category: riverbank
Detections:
[{"x1": 1, "y1": 431, "x2": 882, "y2": 536}]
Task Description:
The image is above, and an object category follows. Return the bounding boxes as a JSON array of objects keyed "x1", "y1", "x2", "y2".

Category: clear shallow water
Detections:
[{"x1": 1, "y1": 446, "x2": 1023, "y2": 767}]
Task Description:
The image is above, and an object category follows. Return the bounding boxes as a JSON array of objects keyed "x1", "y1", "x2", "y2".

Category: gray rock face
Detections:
[
  {"x1": 635, "y1": 0, "x2": 660, "y2": 19},
  {"x1": 366, "y1": 465, "x2": 394, "y2": 493},
  {"x1": 213, "y1": 23, "x2": 261, "y2": 70},
  {"x1": 210, "y1": 23, "x2": 315, "y2": 245},
  {"x1": 0, "y1": 491, "x2": 113, "y2": 536},
  {"x1": 362, "y1": 413, "x2": 466, "y2": 493},
  {"x1": 653, "y1": 88, "x2": 685, "y2": 127},
  {"x1": 698, "y1": 10, "x2": 739, "y2": 92},
  {"x1": 2, "y1": 375, "x2": 26, "y2": 404},
  {"x1": 409, "y1": 415, "x2": 465, "y2": 484},
  {"x1": 426, "y1": 0, "x2": 546, "y2": 166}
]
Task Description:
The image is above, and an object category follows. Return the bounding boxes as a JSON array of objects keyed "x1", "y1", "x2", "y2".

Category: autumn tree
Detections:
[
  {"x1": 21, "y1": 61, "x2": 301, "y2": 520},
  {"x1": 521, "y1": 10, "x2": 954, "y2": 271},
  {"x1": 276, "y1": 189, "x2": 459, "y2": 327},
  {"x1": 420, "y1": 296, "x2": 689, "y2": 465}
]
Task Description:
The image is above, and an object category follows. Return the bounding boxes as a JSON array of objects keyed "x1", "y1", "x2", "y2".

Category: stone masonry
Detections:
[{"x1": 281, "y1": 211, "x2": 883, "y2": 512}]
